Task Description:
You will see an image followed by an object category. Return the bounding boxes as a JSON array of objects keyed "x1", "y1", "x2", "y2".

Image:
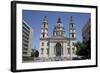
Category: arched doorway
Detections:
[{"x1": 56, "y1": 42, "x2": 62, "y2": 56}]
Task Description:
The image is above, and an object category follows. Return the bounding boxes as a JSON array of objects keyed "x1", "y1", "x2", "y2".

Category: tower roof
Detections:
[
  {"x1": 53, "y1": 18, "x2": 65, "y2": 37},
  {"x1": 57, "y1": 18, "x2": 62, "y2": 23},
  {"x1": 43, "y1": 16, "x2": 48, "y2": 22},
  {"x1": 70, "y1": 16, "x2": 74, "y2": 23},
  {"x1": 56, "y1": 18, "x2": 64, "y2": 27}
]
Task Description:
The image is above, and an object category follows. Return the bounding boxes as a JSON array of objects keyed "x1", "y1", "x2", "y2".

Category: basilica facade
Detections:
[{"x1": 39, "y1": 16, "x2": 77, "y2": 60}]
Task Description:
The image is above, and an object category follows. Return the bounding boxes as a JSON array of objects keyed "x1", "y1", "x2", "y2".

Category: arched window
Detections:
[
  {"x1": 55, "y1": 42, "x2": 61, "y2": 56},
  {"x1": 71, "y1": 24, "x2": 74, "y2": 28},
  {"x1": 43, "y1": 33, "x2": 45, "y2": 38},
  {"x1": 72, "y1": 33, "x2": 74, "y2": 38},
  {"x1": 44, "y1": 24, "x2": 46, "y2": 28},
  {"x1": 67, "y1": 48, "x2": 70, "y2": 54}
]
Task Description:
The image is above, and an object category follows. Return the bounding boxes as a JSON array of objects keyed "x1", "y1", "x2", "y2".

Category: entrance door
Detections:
[{"x1": 56, "y1": 43, "x2": 61, "y2": 56}]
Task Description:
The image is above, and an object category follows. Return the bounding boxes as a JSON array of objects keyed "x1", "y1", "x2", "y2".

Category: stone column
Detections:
[
  {"x1": 70, "y1": 41, "x2": 72, "y2": 60},
  {"x1": 63, "y1": 43, "x2": 67, "y2": 57},
  {"x1": 49, "y1": 43, "x2": 55, "y2": 58}
]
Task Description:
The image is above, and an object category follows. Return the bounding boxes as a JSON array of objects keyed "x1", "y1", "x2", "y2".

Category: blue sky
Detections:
[{"x1": 22, "y1": 10, "x2": 90, "y2": 49}]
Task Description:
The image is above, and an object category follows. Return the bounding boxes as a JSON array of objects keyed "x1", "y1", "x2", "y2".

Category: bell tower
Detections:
[
  {"x1": 69, "y1": 16, "x2": 76, "y2": 39},
  {"x1": 39, "y1": 16, "x2": 49, "y2": 58},
  {"x1": 69, "y1": 16, "x2": 77, "y2": 60},
  {"x1": 41, "y1": 16, "x2": 48, "y2": 38}
]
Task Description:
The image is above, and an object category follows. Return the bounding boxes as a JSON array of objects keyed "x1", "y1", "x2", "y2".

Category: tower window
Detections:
[
  {"x1": 71, "y1": 24, "x2": 74, "y2": 28},
  {"x1": 72, "y1": 33, "x2": 74, "y2": 38},
  {"x1": 44, "y1": 24, "x2": 46, "y2": 28},
  {"x1": 41, "y1": 42, "x2": 44, "y2": 46},
  {"x1": 43, "y1": 33, "x2": 45, "y2": 38},
  {"x1": 41, "y1": 48, "x2": 44, "y2": 54}
]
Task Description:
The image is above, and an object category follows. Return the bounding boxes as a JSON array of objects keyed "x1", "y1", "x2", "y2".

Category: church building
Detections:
[{"x1": 39, "y1": 16, "x2": 77, "y2": 60}]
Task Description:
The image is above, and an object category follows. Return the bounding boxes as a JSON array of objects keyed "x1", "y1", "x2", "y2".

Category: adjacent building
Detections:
[
  {"x1": 82, "y1": 18, "x2": 91, "y2": 42},
  {"x1": 22, "y1": 20, "x2": 33, "y2": 59},
  {"x1": 39, "y1": 16, "x2": 77, "y2": 60}
]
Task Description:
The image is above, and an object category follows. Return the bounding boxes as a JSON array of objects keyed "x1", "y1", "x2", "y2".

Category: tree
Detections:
[
  {"x1": 75, "y1": 41, "x2": 90, "y2": 59},
  {"x1": 31, "y1": 49, "x2": 39, "y2": 57},
  {"x1": 35, "y1": 50, "x2": 39, "y2": 57}
]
